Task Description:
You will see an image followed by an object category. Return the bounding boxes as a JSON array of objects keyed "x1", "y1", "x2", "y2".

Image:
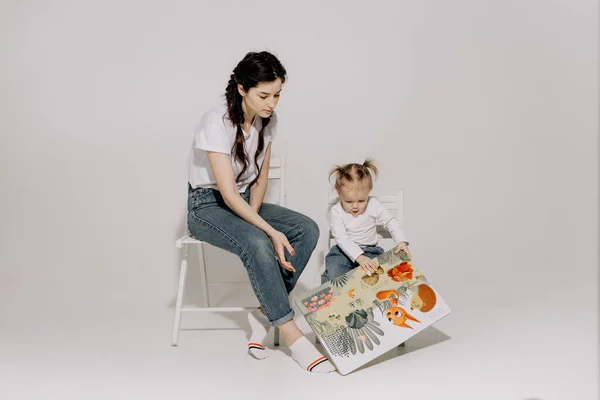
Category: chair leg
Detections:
[
  {"x1": 197, "y1": 243, "x2": 210, "y2": 307},
  {"x1": 274, "y1": 327, "x2": 280, "y2": 347},
  {"x1": 172, "y1": 246, "x2": 189, "y2": 346}
]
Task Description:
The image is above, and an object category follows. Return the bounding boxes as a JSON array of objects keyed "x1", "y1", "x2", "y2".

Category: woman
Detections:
[{"x1": 187, "y1": 51, "x2": 335, "y2": 373}]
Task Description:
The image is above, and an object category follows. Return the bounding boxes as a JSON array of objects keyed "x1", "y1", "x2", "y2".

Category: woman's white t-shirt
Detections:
[{"x1": 188, "y1": 104, "x2": 277, "y2": 192}]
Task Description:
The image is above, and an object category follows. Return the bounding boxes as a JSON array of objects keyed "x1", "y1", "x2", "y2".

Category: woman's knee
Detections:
[
  {"x1": 299, "y1": 215, "x2": 320, "y2": 244},
  {"x1": 244, "y1": 233, "x2": 276, "y2": 263}
]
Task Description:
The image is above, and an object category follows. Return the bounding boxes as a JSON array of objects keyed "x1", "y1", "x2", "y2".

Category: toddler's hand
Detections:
[
  {"x1": 394, "y1": 242, "x2": 412, "y2": 260},
  {"x1": 356, "y1": 254, "x2": 378, "y2": 275}
]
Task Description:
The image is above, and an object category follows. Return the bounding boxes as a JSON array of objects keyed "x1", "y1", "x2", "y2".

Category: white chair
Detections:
[
  {"x1": 172, "y1": 156, "x2": 286, "y2": 347},
  {"x1": 320, "y1": 191, "x2": 406, "y2": 346}
]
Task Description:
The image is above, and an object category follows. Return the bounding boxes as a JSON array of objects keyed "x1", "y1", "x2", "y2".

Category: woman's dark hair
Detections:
[{"x1": 224, "y1": 51, "x2": 287, "y2": 185}]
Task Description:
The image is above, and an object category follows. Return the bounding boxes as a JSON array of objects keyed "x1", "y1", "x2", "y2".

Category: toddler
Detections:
[{"x1": 321, "y1": 159, "x2": 411, "y2": 283}]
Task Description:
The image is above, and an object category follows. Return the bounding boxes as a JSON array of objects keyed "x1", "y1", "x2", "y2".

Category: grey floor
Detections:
[{"x1": 2, "y1": 279, "x2": 597, "y2": 400}]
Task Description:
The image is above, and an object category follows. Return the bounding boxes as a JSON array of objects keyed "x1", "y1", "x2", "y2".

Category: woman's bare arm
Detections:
[
  {"x1": 249, "y1": 143, "x2": 272, "y2": 212},
  {"x1": 207, "y1": 151, "x2": 295, "y2": 270}
]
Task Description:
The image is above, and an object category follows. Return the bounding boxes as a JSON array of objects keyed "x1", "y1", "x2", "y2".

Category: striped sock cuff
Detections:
[
  {"x1": 307, "y1": 356, "x2": 327, "y2": 372},
  {"x1": 248, "y1": 342, "x2": 265, "y2": 350}
]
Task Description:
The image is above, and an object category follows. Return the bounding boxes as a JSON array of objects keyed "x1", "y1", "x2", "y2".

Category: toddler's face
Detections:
[{"x1": 338, "y1": 182, "x2": 370, "y2": 216}]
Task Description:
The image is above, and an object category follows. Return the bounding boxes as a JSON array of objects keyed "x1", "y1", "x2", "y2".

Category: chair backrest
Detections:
[
  {"x1": 267, "y1": 155, "x2": 286, "y2": 206},
  {"x1": 323, "y1": 190, "x2": 404, "y2": 256}
]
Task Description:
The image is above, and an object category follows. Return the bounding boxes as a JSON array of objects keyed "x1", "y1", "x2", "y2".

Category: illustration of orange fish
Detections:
[{"x1": 376, "y1": 289, "x2": 399, "y2": 300}]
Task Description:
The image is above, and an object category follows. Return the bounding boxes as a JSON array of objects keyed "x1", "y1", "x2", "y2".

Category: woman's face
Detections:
[{"x1": 239, "y1": 78, "x2": 283, "y2": 120}]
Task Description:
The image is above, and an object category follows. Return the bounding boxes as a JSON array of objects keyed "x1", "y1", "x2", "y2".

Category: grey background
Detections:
[{"x1": 1, "y1": 1, "x2": 597, "y2": 399}]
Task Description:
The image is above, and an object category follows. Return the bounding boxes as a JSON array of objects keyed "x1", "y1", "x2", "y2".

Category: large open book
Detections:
[{"x1": 293, "y1": 249, "x2": 451, "y2": 375}]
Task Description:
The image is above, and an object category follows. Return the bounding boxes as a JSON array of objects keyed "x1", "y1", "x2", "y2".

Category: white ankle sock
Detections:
[
  {"x1": 247, "y1": 309, "x2": 271, "y2": 360},
  {"x1": 289, "y1": 336, "x2": 336, "y2": 373}
]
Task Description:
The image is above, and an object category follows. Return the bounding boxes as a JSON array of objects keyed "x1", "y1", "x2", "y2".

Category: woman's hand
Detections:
[
  {"x1": 393, "y1": 241, "x2": 412, "y2": 259},
  {"x1": 356, "y1": 254, "x2": 378, "y2": 275},
  {"x1": 267, "y1": 230, "x2": 296, "y2": 272}
]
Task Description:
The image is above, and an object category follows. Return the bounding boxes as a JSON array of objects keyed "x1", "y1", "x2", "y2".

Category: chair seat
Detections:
[{"x1": 176, "y1": 235, "x2": 203, "y2": 248}]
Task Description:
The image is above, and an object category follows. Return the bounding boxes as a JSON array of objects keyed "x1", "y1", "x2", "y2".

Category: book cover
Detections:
[{"x1": 293, "y1": 249, "x2": 451, "y2": 375}]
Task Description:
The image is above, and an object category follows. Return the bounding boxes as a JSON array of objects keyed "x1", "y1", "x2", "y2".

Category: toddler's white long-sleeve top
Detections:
[{"x1": 329, "y1": 197, "x2": 408, "y2": 262}]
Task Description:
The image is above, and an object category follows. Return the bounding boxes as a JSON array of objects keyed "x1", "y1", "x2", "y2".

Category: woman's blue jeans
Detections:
[{"x1": 187, "y1": 185, "x2": 319, "y2": 326}]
